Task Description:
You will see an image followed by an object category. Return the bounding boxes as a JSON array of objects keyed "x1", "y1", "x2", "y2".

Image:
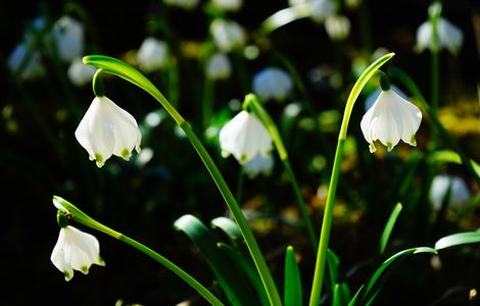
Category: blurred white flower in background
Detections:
[
  {"x1": 219, "y1": 111, "x2": 272, "y2": 163},
  {"x1": 325, "y1": 15, "x2": 351, "y2": 41},
  {"x1": 210, "y1": 19, "x2": 246, "y2": 52},
  {"x1": 212, "y1": 0, "x2": 242, "y2": 12},
  {"x1": 360, "y1": 88, "x2": 422, "y2": 153},
  {"x1": 137, "y1": 37, "x2": 169, "y2": 72},
  {"x1": 51, "y1": 225, "x2": 105, "y2": 281},
  {"x1": 429, "y1": 175, "x2": 470, "y2": 210},
  {"x1": 416, "y1": 18, "x2": 463, "y2": 55},
  {"x1": 253, "y1": 67, "x2": 294, "y2": 102},
  {"x1": 243, "y1": 153, "x2": 274, "y2": 178},
  {"x1": 52, "y1": 16, "x2": 85, "y2": 63},
  {"x1": 67, "y1": 58, "x2": 96, "y2": 86},
  {"x1": 75, "y1": 96, "x2": 142, "y2": 167},
  {"x1": 309, "y1": 0, "x2": 336, "y2": 23},
  {"x1": 205, "y1": 52, "x2": 232, "y2": 81},
  {"x1": 8, "y1": 43, "x2": 45, "y2": 80},
  {"x1": 163, "y1": 0, "x2": 199, "y2": 10}
]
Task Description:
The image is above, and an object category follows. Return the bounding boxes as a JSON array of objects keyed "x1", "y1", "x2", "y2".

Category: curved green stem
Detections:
[
  {"x1": 243, "y1": 94, "x2": 317, "y2": 250},
  {"x1": 309, "y1": 53, "x2": 395, "y2": 306},
  {"x1": 388, "y1": 66, "x2": 480, "y2": 184},
  {"x1": 52, "y1": 196, "x2": 224, "y2": 306},
  {"x1": 82, "y1": 55, "x2": 282, "y2": 306}
]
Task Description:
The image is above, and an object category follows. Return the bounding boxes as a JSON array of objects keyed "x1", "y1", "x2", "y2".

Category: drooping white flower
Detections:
[
  {"x1": 429, "y1": 175, "x2": 470, "y2": 210},
  {"x1": 253, "y1": 67, "x2": 294, "y2": 102},
  {"x1": 212, "y1": 0, "x2": 242, "y2": 12},
  {"x1": 210, "y1": 19, "x2": 246, "y2": 52},
  {"x1": 51, "y1": 225, "x2": 105, "y2": 281},
  {"x1": 75, "y1": 96, "x2": 142, "y2": 167},
  {"x1": 360, "y1": 88, "x2": 422, "y2": 153},
  {"x1": 364, "y1": 85, "x2": 407, "y2": 112},
  {"x1": 8, "y1": 43, "x2": 45, "y2": 80},
  {"x1": 163, "y1": 0, "x2": 199, "y2": 10},
  {"x1": 219, "y1": 111, "x2": 272, "y2": 163},
  {"x1": 325, "y1": 15, "x2": 351, "y2": 41},
  {"x1": 309, "y1": 0, "x2": 336, "y2": 23},
  {"x1": 67, "y1": 58, "x2": 96, "y2": 86},
  {"x1": 51, "y1": 16, "x2": 85, "y2": 63},
  {"x1": 205, "y1": 52, "x2": 232, "y2": 81},
  {"x1": 137, "y1": 37, "x2": 169, "y2": 72},
  {"x1": 243, "y1": 153, "x2": 274, "y2": 178},
  {"x1": 416, "y1": 18, "x2": 463, "y2": 55}
]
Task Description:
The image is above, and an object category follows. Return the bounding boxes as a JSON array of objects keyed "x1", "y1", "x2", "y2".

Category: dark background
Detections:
[{"x1": 1, "y1": 0, "x2": 480, "y2": 305}]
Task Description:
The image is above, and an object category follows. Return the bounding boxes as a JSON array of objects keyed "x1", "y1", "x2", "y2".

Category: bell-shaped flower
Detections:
[
  {"x1": 67, "y1": 58, "x2": 96, "y2": 86},
  {"x1": 219, "y1": 111, "x2": 272, "y2": 163},
  {"x1": 243, "y1": 153, "x2": 274, "y2": 178},
  {"x1": 360, "y1": 88, "x2": 422, "y2": 153},
  {"x1": 163, "y1": 0, "x2": 199, "y2": 10},
  {"x1": 51, "y1": 225, "x2": 105, "y2": 281},
  {"x1": 205, "y1": 52, "x2": 232, "y2": 81},
  {"x1": 253, "y1": 67, "x2": 293, "y2": 102},
  {"x1": 416, "y1": 18, "x2": 463, "y2": 55},
  {"x1": 75, "y1": 96, "x2": 142, "y2": 167},
  {"x1": 8, "y1": 43, "x2": 45, "y2": 80},
  {"x1": 325, "y1": 15, "x2": 351, "y2": 41},
  {"x1": 309, "y1": 0, "x2": 336, "y2": 23},
  {"x1": 429, "y1": 175, "x2": 470, "y2": 210},
  {"x1": 210, "y1": 19, "x2": 246, "y2": 53},
  {"x1": 212, "y1": 0, "x2": 242, "y2": 12},
  {"x1": 51, "y1": 16, "x2": 85, "y2": 63},
  {"x1": 137, "y1": 37, "x2": 169, "y2": 72}
]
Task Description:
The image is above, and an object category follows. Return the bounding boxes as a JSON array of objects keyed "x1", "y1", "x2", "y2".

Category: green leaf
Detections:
[
  {"x1": 284, "y1": 246, "x2": 303, "y2": 306},
  {"x1": 259, "y1": 5, "x2": 311, "y2": 35},
  {"x1": 333, "y1": 283, "x2": 351, "y2": 306},
  {"x1": 174, "y1": 215, "x2": 259, "y2": 306},
  {"x1": 379, "y1": 203, "x2": 403, "y2": 254},
  {"x1": 326, "y1": 249, "x2": 340, "y2": 291},
  {"x1": 350, "y1": 247, "x2": 437, "y2": 306},
  {"x1": 430, "y1": 150, "x2": 480, "y2": 178},
  {"x1": 435, "y1": 231, "x2": 480, "y2": 250},
  {"x1": 211, "y1": 217, "x2": 243, "y2": 243}
]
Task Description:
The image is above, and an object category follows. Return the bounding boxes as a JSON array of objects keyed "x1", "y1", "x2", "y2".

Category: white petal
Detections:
[
  {"x1": 252, "y1": 67, "x2": 293, "y2": 102},
  {"x1": 52, "y1": 16, "x2": 84, "y2": 63},
  {"x1": 137, "y1": 37, "x2": 169, "y2": 72},
  {"x1": 51, "y1": 229, "x2": 74, "y2": 281}
]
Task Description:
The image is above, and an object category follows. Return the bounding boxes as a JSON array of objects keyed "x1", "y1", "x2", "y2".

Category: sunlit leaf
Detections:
[
  {"x1": 284, "y1": 246, "x2": 303, "y2": 306},
  {"x1": 379, "y1": 203, "x2": 403, "y2": 254},
  {"x1": 435, "y1": 231, "x2": 480, "y2": 250}
]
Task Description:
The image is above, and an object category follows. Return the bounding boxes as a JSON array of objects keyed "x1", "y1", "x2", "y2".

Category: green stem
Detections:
[
  {"x1": 202, "y1": 77, "x2": 214, "y2": 129},
  {"x1": 431, "y1": 51, "x2": 439, "y2": 111},
  {"x1": 52, "y1": 196, "x2": 224, "y2": 306},
  {"x1": 243, "y1": 94, "x2": 317, "y2": 250},
  {"x1": 309, "y1": 53, "x2": 395, "y2": 306},
  {"x1": 82, "y1": 56, "x2": 282, "y2": 306},
  {"x1": 388, "y1": 67, "x2": 480, "y2": 184}
]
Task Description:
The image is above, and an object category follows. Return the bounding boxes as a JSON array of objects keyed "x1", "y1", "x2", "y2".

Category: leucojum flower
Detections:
[
  {"x1": 67, "y1": 58, "x2": 96, "y2": 86},
  {"x1": 252, "y1": 67, "x2": 293, "y2": 102},
  {"x1": 219, "y1": 110, "x2": 272, "y2": 163},
  {"x1": 360, "y1": 78, "x2": 422, "y2": 153},
  {"x1": 51, "y1": 213, "x2": 105, "y2": 281},
  {"x1": 51, "y1": 16, "x2": 85, "y2": 63},
  {"x1": 210, "y1": 19, "x2": 246, "y2": 53},
  {"x1": 75, "y1": 96, "x2": 142, "y2": 167},
  {"x1": 429, "y1": 174, "x2": 470, "y2": 210},
  {"x1": 137, "y1": 37, "x2": 169, "y2": 72},
  {"x1": 205, "y1": 52, "x2": 232, "y2": 81}
]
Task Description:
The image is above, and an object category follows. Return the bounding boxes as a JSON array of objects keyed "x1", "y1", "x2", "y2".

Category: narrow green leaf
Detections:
[
  {"x1": 284, "y1": 246, "x2": 303, "y2": 306},
  {"x1": 430, "y1": 150, "x2": 480, "y2": 178},
  {"x1": 211, "y1": 217, "x2": 242, "y2": 243},
  {"x1": 259, "y1": 5, "x2": 311, "y2": 35},
  {"x1": 348, "y1": 285, "x2": 364, "y2": 306},
  {"x1": 351, "y1": 247, "x2": 437, "y2": 306},
  {"x1": 174, "y1": 215, "x2": 259, "y2": 306},
  {"x1": 326, "y1": 249, "x2": 340, "y2": 291},
  {"x1": 435, "y1": 232, "x2": 480, "y2": 250},
  {"x1": 332, "y1": 283, "x2": 351, "y2": 306},
  {"x1": 379, "y1": 203, "x2": 403, "y2": 254}
]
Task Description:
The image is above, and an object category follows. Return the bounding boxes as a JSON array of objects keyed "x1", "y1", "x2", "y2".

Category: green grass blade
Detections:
[
  {"x1": 174, "y1": 215, "x2": 259, "y2": 306},
  {"x1": 284, "y1": 246, "x2": 303, "y2": 306},
  {"x1": 379, "y1": 203, "x2": 403, "y2": 254},
  {"x1": 435, "y1": 232, "x2": 480, "y2": 250},
  {"x1": 332, "y1": 283, "x2": 351, "y2": 306}
]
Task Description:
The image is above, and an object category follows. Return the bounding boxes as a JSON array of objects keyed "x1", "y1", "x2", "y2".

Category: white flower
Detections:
[
  {"x1": 205, "y1": 53, "x2": 232, "y2": 81},
  {"x1": 67, "y1": 58, "x2": 96, "y2": 86},
  {"x1": 253, "y1": 67, "x2": 294, "y2": 102},
  {"x1": 163, "y1": 0, "x2": 199, "y2": 10},
  {"x1": 8, "y1": 43, "x2": 45, "y2": 80},
  {"x1": 51, "y1": 225, "x2": 105, "y2": 281},
  {"x1": 219, "y1": 111, "x2": 272, "y2": 163},
  {"x1": 210, "y1": 19, "x2": 246, "y2": 52},
  {"x1": 243, "y1": 153, "x2": 274, "y2": 178},
  {"x1": 137, "y1": 37, "x2": 169, "y2": 72},
  {"x1": 416, "y1": 18, "x2": 463, "y2": 54},
  {"x1": 325, "y1": 15, "x2": 351, "y2": 41},
  {"x1": 364, "y1": 85, "x2": 407, "y2": 112},
  {"x1": 429, "y1": 175, "x2": 470, "y2": 210},
  {"x1": 360, "y1": 88, "x2": 422, "y2": 153},
  {"x1": 212, "y1": 0, "x2": 242, "y2": 11},
  {"x1": 52, "y1": 16, "x2": 85, "y2": 63},
  {"x1": 309, "y1": 0, "x2": 336, "y2": 23},
  {"x1": 75, "y1": 96, "x2": 142, "y2": 167}
]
